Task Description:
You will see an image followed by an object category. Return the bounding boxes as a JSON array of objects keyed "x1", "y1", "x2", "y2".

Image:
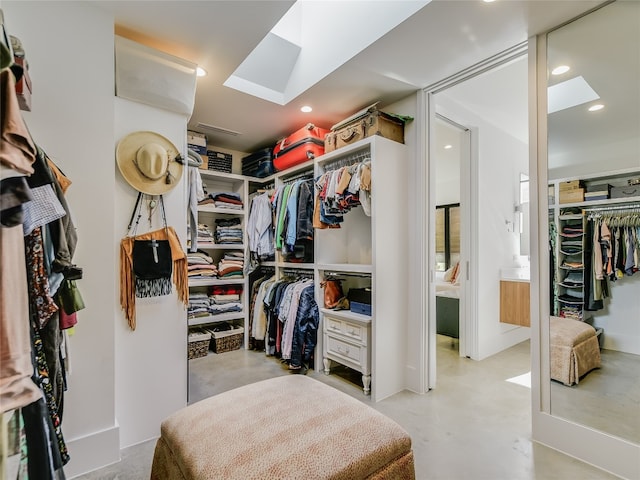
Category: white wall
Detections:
[
  {"x1": 4, "y1": 3, "x2": 190, "y2": 476},
  {"x1": 3, "y1": 2, "x2": 120, "y2": 476},
  {"x1": 114, "y1": 99, "x2": 188, "y2": 448},
  {"x1": 384, "y1": 94, "x2": 424, "y2": 393},
  {"x1": 437, "y1": 93, "x2": 531, "y2": 360},
  {"x1": 591, "y1": 273, "x2": 640, "y2": 355}
]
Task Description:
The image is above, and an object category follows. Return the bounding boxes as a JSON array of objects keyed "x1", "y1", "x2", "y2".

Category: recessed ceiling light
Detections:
[
  {"x1": 444, "y1": 144, "x2": 453, "y2": 150},
  {"x1": 551, "y1": 65, "x2": 570, "y2": 75},
  {"x1": 588, "y1": 104, "x2": 604, "y2": 112},
  {"x1": 301, "y1": 105, "x2": 312, "y2": 113},
  {"x1": 196, "y1": 67, "x2": 207, "y2": 77},
  {"x1": 483, "y1": 0, "x2": 496, "y2": 3}
]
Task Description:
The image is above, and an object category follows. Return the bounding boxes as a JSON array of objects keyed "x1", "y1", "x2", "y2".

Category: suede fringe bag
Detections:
[{"x1": 120, "y1": 193, "x2": 188, "y2": 330}]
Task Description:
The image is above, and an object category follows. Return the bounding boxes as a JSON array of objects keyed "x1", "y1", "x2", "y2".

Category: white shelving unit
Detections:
[
  {"x1": 314, "y1": 136, "x2": 408, "y2": 402},
  {"x1": 201, "y1": 136, "x2": 408, "y2": 402},
  {"x1": 549, "y1": 167, "x2": 640, "y2": 324},
  {"x1": 188, "y1": 168, "x2": 249, "y2": 350}
]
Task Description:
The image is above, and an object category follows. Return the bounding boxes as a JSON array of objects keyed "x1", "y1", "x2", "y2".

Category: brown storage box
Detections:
[
  {"x1": 558, "y1": 180, "x2": 583, "y2": 191},
  {"x1": 325, "y1": 106, "x2": 405, "y2": 153},
  {"x1": 559, "y1": 188, "x2": 584, "y2": 204}
]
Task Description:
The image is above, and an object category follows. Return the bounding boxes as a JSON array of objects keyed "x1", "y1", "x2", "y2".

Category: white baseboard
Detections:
[{"x1": 65, "y1": 425, "x2": 120, "y2": 478}]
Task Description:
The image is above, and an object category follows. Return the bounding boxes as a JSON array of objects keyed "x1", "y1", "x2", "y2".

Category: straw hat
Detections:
[{"x1": 116, "y1": 131, "x2": 183, "y2": 195}]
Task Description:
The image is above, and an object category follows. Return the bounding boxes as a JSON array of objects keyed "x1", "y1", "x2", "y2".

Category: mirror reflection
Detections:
[{"x1": 547, "y1": 0, "x2": 640, "y2": 444}]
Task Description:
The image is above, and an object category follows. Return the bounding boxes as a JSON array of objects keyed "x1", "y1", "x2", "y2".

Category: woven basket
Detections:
[
  {"x1": 188, "y1": 330, "x2": 211, "y2": 359},
  {"x1": 206, "y1": 326, "x2": 244, "y2": 353}
]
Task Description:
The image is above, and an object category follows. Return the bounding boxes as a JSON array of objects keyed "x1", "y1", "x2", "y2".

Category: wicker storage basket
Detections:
[
  {"x1": 188, "y1": 330, "x2": 211, "y2": 360},
  {"x1": 205, "y1": 326, "x2": 244, "y2": 353}
]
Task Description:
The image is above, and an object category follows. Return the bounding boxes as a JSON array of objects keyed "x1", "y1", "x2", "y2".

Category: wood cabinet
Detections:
[
  {"x1": 322, "y1": 311, "x2": 371, "y2": 395},
  {"x1": 500, "y1": 280, "x2": 530, "y2": 327}
]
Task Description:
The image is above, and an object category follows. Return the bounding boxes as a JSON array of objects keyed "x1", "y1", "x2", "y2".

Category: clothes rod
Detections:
[{"x1": 583, "y1": 203, "x2": 640, "y2": 213}]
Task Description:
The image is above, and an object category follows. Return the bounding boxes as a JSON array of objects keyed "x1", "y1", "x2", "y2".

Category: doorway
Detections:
[
  {"x1": 425, "y1": 46, "x2": 531, "y2": 389},
  {"x1": 430, "y1": 116, "x2": 471, "y2": 374}
]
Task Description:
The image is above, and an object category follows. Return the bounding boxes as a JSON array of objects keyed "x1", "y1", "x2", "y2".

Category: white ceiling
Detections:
[{"x1": 92, "y1": 0, "x2": 604, "y2": 153}]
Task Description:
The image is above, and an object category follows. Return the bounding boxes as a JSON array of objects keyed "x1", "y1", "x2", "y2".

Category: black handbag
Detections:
[{"x1": 128, "y1": 193, "x2": 173, "y2": 298}]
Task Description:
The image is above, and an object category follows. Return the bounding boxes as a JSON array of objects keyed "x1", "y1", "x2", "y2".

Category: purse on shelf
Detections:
[
  {"x1": 321, "y1": 276, "x2": 344, "y2": 309},
  {"x1": 128, "y1": 192, "x2": 173, "y2": 298}
]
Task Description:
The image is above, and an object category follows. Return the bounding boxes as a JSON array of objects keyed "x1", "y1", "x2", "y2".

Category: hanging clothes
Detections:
[{"x1": 246, "y1": 191, "x2": 275, "y2": 261}]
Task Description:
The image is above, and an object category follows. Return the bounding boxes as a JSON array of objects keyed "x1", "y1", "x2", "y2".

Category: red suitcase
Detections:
[{"x1": 273, "y1": 123, "x2": 330, "y2": 171}]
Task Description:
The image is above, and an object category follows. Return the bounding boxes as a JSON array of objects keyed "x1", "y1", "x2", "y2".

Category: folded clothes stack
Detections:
[
  {"x1": 198, "y1": 191, "x2": 244, "y2": 210},
  {"x1": 218, "y1": 251, "x2": 244, "y2": 278},
  {"x1": 187, "y1": 251, "x2": 218, "y2": 278},
  {"x1": 214, "y1": 217, "x2": 242, "y2": 244}
]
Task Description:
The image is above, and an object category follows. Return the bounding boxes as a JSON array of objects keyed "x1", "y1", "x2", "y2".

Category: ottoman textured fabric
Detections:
[
  {"x1": 550, "y1": 316, "x2": 601, "y2": 386},
  {"x1": 150, "y1": 375, "x2": 415, "y2": 479}
]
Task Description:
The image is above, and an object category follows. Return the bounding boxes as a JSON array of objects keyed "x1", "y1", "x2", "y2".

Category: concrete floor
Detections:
[{"x1": 75, "y1": 336, "x2": 618, "y2": 479}]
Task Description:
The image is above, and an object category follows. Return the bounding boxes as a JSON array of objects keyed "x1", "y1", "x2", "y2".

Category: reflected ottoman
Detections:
[
  {"x1": 550, "y1": 316, "x2": 601, "y2": 386},
  {"x1": 150, "y1": 375, "x2": 415, "y2": 479}
]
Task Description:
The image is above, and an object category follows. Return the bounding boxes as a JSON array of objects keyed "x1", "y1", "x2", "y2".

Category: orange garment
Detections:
[
  {"x1": 47, "y1": 157, "x2": 72, "y2": 194},
  {"x1": 120, "y1": 227, "x2": 188, "y2": 330}
]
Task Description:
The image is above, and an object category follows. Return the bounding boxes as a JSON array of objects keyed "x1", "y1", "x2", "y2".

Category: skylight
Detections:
[
  {"x1": 224, "y1": 0, "x2": 430, "y2": 105},
  {"x1": 548, "y1": 75, "x2": 600, "y2": 114}
]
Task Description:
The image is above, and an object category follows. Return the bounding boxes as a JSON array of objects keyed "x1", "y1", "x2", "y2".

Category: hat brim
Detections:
[{"x1": 116, "y1": 131, "x2": 183, "y2": 195}]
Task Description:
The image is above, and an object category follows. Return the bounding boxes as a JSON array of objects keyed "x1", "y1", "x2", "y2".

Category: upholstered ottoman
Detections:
[
  {"x1": 550, "y1": 316, "x2": 601, "y2": 386},
  {"x1": 150, "y1": 375, "x2": 415, "y2": 480}
]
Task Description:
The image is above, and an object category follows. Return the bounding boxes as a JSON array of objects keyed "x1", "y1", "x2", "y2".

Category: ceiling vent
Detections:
[{"x1": 194, "y1": 122, "x2": 243, "y2": 137}]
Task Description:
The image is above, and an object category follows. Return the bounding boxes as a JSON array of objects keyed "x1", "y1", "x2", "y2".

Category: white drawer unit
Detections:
[{"x1": 322, "y1": 311, "x2": 371, "y2": 395}]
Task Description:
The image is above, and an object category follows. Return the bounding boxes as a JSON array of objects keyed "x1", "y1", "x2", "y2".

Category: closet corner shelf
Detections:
[
  {"x1": 320, "y1": 307, "x2": 371, "y2": 324},
  {"x1": 199, "y1": 170, "x2": 247, "y2": 182},
  {"x1": 558, "y1": 213, "x2": 584, "y2": 220},
  {"x1": 278, "y1": 262, "x2": 314, "y2": 270},
  {"x1": 316, "y1": 263, "x2": 372, "y2": 274},
  {"x1": 197, "y1": 205, "x2": 246, "y2": 215},
  {"x1": 188, "y1": 312, "x2": 245, "y2": 327},
  {"x1": 553, "y1": 195, "x2": 640, "y2": 209},
  {"x1": 277, "y1": 159, "x2": 314, "y2": 178},
  {"x1": 188, "y1": 277, "x2": 246, "y2": 287}
]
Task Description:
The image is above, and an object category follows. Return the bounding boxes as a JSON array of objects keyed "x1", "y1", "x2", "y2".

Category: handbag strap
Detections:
[
  {"x1": 159, "y1": 194, "x2": 169, "y2": 234},
  {"x1": 127, "y1": 193, "x2": 168, "y2": 236},
  {"x1": 127, "y1": 192, "x2": 144, "y2": 236}
]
